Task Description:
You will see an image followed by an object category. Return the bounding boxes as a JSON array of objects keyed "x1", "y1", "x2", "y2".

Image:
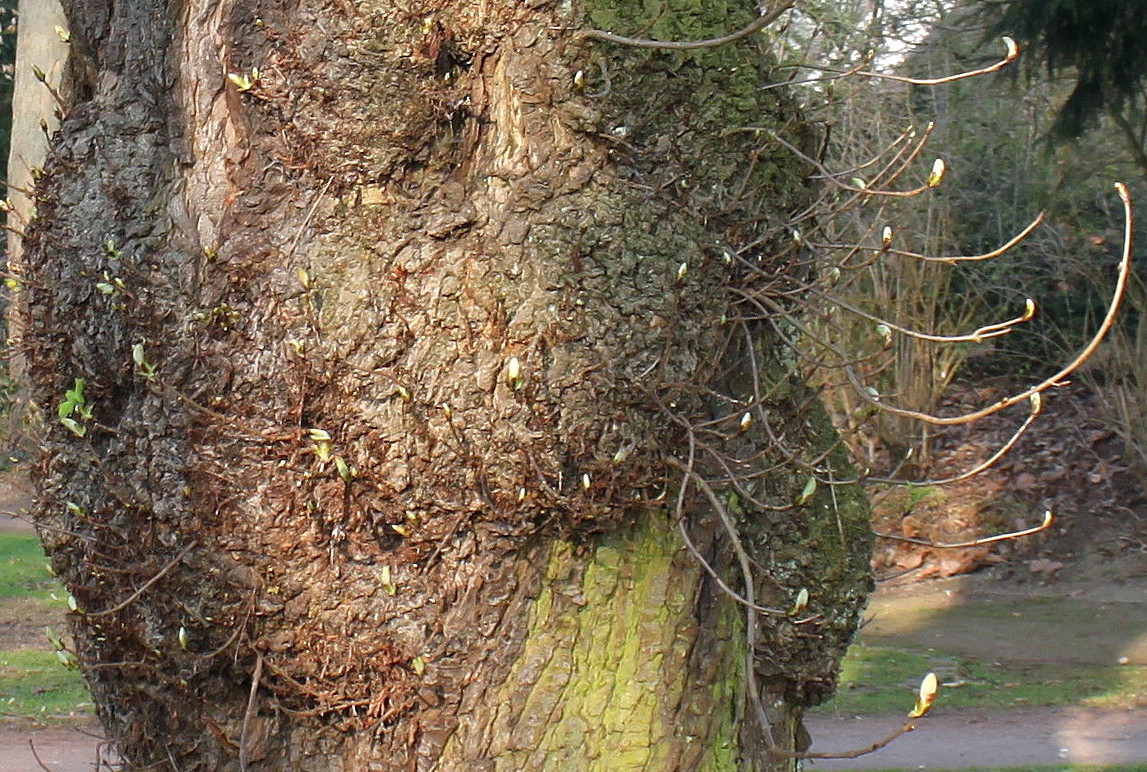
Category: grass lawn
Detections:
[
  {"x1": 0, "y1": 532, "x2": 92, "y2": 724},
  {"x1": 0, "y1": 531, "x2": 59, "y2": 601}
]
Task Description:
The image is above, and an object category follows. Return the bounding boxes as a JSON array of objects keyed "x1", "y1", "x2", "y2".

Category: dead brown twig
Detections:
[
  {"x1": 875, "y1": 510, "x2": 1055, "y2": 549},
  {"x1": 84, "y1": 542, "x2": 198, "y2": 618},
  {"x1": 576, "y1": 1, "x2": 794, "y2": 51}
]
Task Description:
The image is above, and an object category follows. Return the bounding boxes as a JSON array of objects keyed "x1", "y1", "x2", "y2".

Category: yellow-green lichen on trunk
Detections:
[{"x1": 440, "y1": 514, "x2": 747, "y2": 770}]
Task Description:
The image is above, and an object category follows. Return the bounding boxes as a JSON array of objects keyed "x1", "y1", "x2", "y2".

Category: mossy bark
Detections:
[{"x1": 16, "y1": 1, "x2": 872, "y2": 769}]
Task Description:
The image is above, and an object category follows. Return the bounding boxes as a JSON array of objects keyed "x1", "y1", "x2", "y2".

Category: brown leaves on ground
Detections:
[{"x1": 871, "y1": 378, "x2": 1147, "y2": 581}]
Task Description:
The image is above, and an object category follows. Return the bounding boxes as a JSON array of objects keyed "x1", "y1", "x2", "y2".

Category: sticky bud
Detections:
[
  {"x1": 909, "y1": 672, "x2": 939, "y2": 718},
  {"x1": 1021, "y1": 298, "x2": 1037, "y2": 322},
  {"x1": 927, "y1": 158, "x2": 946, "y2": 188},
  {"x1": 582, "y1": 473, "x2": 591, "y2": 491},
  {"x1": 881, "y1": 226, "x2": 893, "y2": 250},
  {"x1": 790, "y1": 588, "x2": 809, "y2": 616},
  {"x1": 1003, "y1": 36, "x2": 1019, "y2": 60},
  {"x1": 739, "y1": 412, "x2": 752, "y2": 431},
  {"x1": 676, "y1": 262, "x2": 688, "y2": 283},
  {"x1": 506, "y1": 356, "x2": 524, "y2": 389}
]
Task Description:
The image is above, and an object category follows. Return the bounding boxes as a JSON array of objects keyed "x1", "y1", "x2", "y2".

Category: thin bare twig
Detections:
[
  {"x1": 28, "y1": 738, "x2": 53, "y2": 772},
  {"x1": 857, "y1": 37, "x2": 1019, "y2": 86},
  {"x1": 844, "y1": 183, "x2": 1135, "y2": 426},
  {"x1": 868, "y1": 395, "x2": 1042, "y2": 486},
  {"x1": 875, "y1": 510, "x2": 1055, "y2": 549},
  {"x1": 577, "y1": 1, "x2": 794, "y2": 50},
  {"x1": 772, "y1": 720, "x2": 920, "y2": 760},
  {"x1": 239, "y1": 652, "x2": 264, "y2": 772},
  {"x1": 85, "y1": 542, "x2": 197, "y2": 618}
]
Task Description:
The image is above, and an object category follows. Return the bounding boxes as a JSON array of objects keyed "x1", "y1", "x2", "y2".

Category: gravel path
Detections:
[
  {"x1": 4, "y1": 707, "x2": 1147, "y2": 771},
  {"x1": 806, "y1": 706, "x2": 1147, "y2": 770}
]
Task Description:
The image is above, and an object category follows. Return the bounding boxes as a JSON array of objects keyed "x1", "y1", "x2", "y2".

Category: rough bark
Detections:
[{"x1": 16, "y1": 1, "x2": 872, "y2": 770}]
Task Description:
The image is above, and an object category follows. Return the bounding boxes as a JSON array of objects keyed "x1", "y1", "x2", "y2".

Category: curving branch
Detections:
[
  {"x1": 875, "y1": 510, "x2": 1055, "y2": 550},
  {"x1": 868, "y1": 394, "x2": 1043, "y2": 486},
  {"x1": 843, "y1": 183, "x2": 1134, "y2": 427},
  {"x1": 84, "y1": 542, "x2": 198, "y2": 618},
  {"x1": 808, "y1": 286, "x2": 1036, "y2": 345},
  {"x1": 577, "y1": 1, "x2": 794, "y2": 51},
  {"x1": 805, "y1": 212, "x2": 1047, "y2": 265},
  {"x1": 857, "y1": 37, "x2": 1020, "y2": 86}
]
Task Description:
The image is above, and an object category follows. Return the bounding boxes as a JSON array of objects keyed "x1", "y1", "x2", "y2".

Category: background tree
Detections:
[
  {"x1": 981, "y1": 0, "x2": 1147, "y2": 167},
  {"x1": 13, "y1": 1, "x2": 875, "y2": 770}
]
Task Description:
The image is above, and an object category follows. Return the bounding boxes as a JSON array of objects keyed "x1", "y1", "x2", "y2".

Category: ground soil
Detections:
[{"x1": 2, "y1": 381, "x2": 1146, "y2": 770}]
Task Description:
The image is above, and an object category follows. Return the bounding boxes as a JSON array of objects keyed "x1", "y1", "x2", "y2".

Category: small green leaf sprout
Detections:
[
  {"x1": 334, "y1": 455, "x2": 356, "y2": 482},
  {"x1": 95, "y1": 271, "x2": 127, "y2": 297},
  {"x1": 57, "y1": 378, "x2": 92, "y2": 437},
  {"x1": 132, "y1": 342, "x2": 157, "y2": 381},
  {"x1": 795, "y1": 475, "x2": 817, "y2": 505},
  {"x1": 876, "y1": 323, "x2": 893, "y2": 347},
  {"x1": 46, "y1": 627, "x2": 79, "y2": 669},
  {"x1": 227, "y1": 68, "x2": 260, "y2": 93},
  {"x1": 308, "y1": 428, "x2": 333, "y2": 463},
  {"x1": 380, "y1": 565, "x2": 397, "y2": 596}
]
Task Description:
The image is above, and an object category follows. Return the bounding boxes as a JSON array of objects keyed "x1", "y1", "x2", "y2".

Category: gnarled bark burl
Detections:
[{"x1": 17, "y1": 1, "x2": 872, "y2": 769}]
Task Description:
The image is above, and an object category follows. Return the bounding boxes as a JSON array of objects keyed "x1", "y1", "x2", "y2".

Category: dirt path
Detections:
[
  {"x1": 806, "y1": 706, "x2": 1147, "y2": 770},
  {"x1": 0, "y1": 725, "x2": 117, "y2": 772},
  {"x1": 0, "y1": 467, "x2": 34, "y2": 535}
]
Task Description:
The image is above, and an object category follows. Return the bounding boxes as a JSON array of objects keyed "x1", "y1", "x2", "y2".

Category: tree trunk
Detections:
[{"x1": 16, "y1": 1, "x2": 872, "y2": 769}]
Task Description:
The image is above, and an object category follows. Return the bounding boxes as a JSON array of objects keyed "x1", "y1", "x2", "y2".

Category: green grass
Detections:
[
  {"x1": 818, "y1": 642, "x2": 1147, "y2": 716},
  {"x1": 0, "y1": 649, "x2": 92, "y2": 723},
  {"x1": 863, "y1": 766, "x2": 1147, "y2": 772},
  {"x1": 0, "y1": 532, "x2": 57, "y2": 600},
  {"x1": 0, "y1": 532, "x2": 92, "y2": 723}
]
